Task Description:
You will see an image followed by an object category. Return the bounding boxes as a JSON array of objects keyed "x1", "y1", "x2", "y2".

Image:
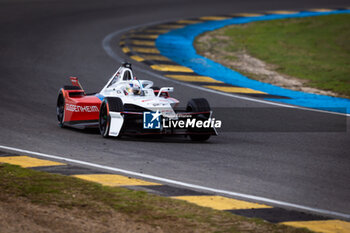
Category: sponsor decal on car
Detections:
[{"x1": 65, "y1": 104, "x2": 99, "y2": 113}]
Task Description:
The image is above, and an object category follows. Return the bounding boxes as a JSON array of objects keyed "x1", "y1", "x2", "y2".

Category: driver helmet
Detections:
[{"x1": 130, "y1": 80, "x2": 141, "y2": 95}]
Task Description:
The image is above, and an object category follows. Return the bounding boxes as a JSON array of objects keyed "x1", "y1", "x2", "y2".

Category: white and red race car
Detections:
[{"x1": 56, "y1": 63, "x2": 217, "y2": 141}]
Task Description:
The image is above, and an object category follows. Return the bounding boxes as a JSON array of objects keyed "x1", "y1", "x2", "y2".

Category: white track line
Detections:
[
  {"x1": 102, "y1": 20, "x2": 350, "y2": 117},
  {"x1": 1, "y1": 145, "x2": 349, "y2": 220}
]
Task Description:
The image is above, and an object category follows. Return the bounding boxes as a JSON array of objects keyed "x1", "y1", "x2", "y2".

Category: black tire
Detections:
[
  {"x1": 99, "y1": 97, "x2": 123, "y2": 138},
  {"x1": 186, "y1": 98, "x2": 211, "y2": 142},
  {"x1": 56, "y1": 91, "x2": 65, "y2": 128},
  {"x1": 186, "y1": 98, "x2": 211, "y2": 112},
  {"x1": 56, "y1": 86, "x2": 81, "y2": 128}
]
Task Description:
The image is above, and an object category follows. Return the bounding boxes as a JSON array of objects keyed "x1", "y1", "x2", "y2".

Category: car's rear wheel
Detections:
[
  {"x1": 186, "y1": 98, "x2": 211, "y2": 142},
  {"x1": 99, "y1": 97, "x2": 123, "y2": 138},
  {"x1": 56, "y1": 91, "x2": 65, "y2": 127}
]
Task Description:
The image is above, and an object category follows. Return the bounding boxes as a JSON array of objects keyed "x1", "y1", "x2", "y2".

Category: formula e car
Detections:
[{"x1": 56, "y1": 63, "x2": 218, "y2": 141}]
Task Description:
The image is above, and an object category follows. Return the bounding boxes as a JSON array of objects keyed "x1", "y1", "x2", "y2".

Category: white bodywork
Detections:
[{"x1": 99, "y1": 65, "x2": 179, "y2": 136}]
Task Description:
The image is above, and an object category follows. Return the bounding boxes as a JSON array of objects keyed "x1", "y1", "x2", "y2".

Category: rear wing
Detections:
[{"x1": 70, "y1": 77, "x2": 83, "y2": 90}]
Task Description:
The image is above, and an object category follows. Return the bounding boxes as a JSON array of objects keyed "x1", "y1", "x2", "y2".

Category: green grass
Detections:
[
  {"x1": 199, "y1": 14, "x2": 350, "y2": 97},
  {"x1": 0, "y1": 163, "x2": 312, "y2": 233}
]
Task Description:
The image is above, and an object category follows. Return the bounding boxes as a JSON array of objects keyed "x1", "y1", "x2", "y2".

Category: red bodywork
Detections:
[{"x1": 61, "y1": 88, "x2": 102, "y2": 124}]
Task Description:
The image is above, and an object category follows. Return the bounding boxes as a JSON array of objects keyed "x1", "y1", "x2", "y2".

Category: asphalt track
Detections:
[{"x1": 1, "y1": 0, "x2": 349, "y2": 218}]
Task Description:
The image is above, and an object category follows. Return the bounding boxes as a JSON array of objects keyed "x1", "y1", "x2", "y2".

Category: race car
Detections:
[{"x1": 56, "y1": 63, "x2": 217, "y2": 141}]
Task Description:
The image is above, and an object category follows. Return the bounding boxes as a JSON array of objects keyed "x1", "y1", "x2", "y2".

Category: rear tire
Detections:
[
  {"x1": 56, "y1": 91, "x2": 65, "y2": 128},
  {"x1": 186, "y1": 98, "x2": 211, "y2": 142},
  {"x1": 99, "y1": 97, "x2": 123, "y2": 138}
]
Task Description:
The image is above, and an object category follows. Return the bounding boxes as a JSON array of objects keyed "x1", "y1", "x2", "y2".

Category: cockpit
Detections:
[{"x1": 101, "y1": 63, "x2": 156, "y2": 97}]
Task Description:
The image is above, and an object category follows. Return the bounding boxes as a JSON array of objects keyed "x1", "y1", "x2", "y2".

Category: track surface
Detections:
[{"x1": 1, "y1": 0, "x2": 349, "y2": 216}]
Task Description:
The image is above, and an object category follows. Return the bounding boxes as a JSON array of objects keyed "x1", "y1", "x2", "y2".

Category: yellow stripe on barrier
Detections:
[
  {"x1": 172, "y1": 195, "x2": 272, "y2": 210},
  {"x1": 141, "y1": 55, "x2": 170, "y2": 61},
  {"x1": 122, "y1": 47, "x2": 130, "y2": 53},
  {"x1": 132, "y1": 47, "x2": 160, "y2": 54},
  {"x1": 308, "y1": 8, "x2": 333, "y2": 12},
  {"x1": 281, "y1": 220, "x2": 350, "y2": 233},
  {"x1": 176, "y1": 20, "x2": 202, "y2": 24},
  {"x1": 131, "y1": 34, "x2": 158, "y2": 39},
  {"x1": 0, "y1": 156, "x2": 65, "y2": 168},
  {"x1": 130, "y1": 55, "x2": 145, "y2": 62},
  {"x1": 204, "y1": 85, "x2": 266, "y2": 94},
  {"x1": 151, "y1": 64, "x2": 194, "y2": 73},
  {"x1": 156, "y1": 24, "x2": 185, "y2": 29},
  {"x1": 131, "y1": 40, "x2": 155, "y2": 46},
  {"x1": 143, "y1": 29, "x2": 169, "y2": 34},
  {"x1": 165, "y1": 75, "x2": 222, "y2": 83},
  {"x1": 232, "y1": 13, "x2": 264, "y2": 17},
  {"x1": 119, "y1": 41, "x2": 125, "y2": 46},
  {"x1": 72, "y1": 174, "x2": 161, "y2": 187},
  {"x1": 267, "y1": 10, "x2": 299, "y2": 14},
  {"x1": 199, "y1": 16, "x2": 231, "y2": 21}
]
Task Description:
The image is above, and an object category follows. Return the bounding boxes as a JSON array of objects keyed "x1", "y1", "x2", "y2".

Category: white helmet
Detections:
[{"x1": 131, "y1": 80, "x2": 141, "y2": 95}]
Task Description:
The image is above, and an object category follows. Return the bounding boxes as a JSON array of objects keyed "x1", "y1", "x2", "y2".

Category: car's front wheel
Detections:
[
  {"x1": 99, "y1": 97, "x2": 123, "y2": 138},
  {"x1": 186, "y1": 98, "x2": 212, "y2": 142}
]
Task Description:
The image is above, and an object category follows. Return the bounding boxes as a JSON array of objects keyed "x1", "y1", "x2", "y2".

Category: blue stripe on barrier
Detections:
[{"x1": 156, "y1": 10, "x2": 350, "y2": 114}]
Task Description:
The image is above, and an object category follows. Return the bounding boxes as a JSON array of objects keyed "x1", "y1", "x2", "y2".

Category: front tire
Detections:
[
  {"x1": 186, "y1": 98, "x2": 211, "y2": 142},
  {"x1": 186, "y1": 98, "x2": 211, "y2": 113},
  {"x1": 99, "y1": 97, "x2": 123, "y2": 138}
]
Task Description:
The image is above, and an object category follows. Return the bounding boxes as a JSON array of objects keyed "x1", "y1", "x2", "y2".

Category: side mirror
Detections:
[
  {"x1": 162, "y1": 87, "x2": 174, "y2": 92},
  {"x1": 157, "y1": 87, "x2": 174, "y2": 97}
]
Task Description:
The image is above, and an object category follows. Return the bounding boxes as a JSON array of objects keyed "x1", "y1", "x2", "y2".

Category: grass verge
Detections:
[
  {"x1": 0, "y1": 163, "x2": 312, "y2": 233},
  {"x1": 195, "y1": 14, "x2": 350, "y2": 98}
]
